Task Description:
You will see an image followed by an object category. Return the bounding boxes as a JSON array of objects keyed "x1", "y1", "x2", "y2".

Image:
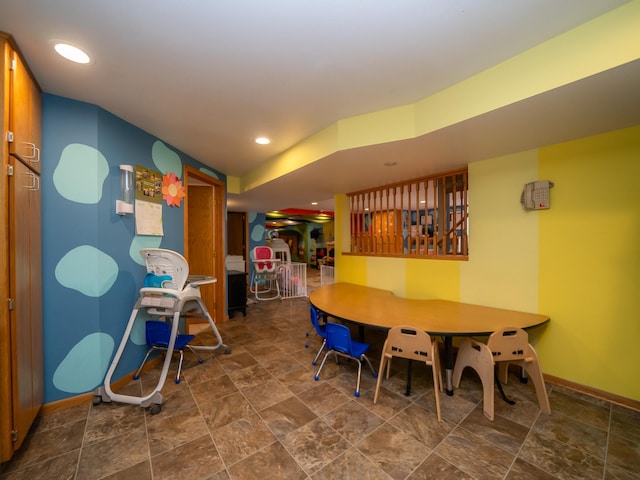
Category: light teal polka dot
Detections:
[
  {"x1": 199, "y1": 167, "x2": 219, "y2": 179},
  {"x1": 152, "y1": 141, "x2": 182, "y2": 176},
  {"x1": 52, "y1": 332, "x2": 114, "y2": 393},
  {"x1": 130, "y1": 235, "x2": 163, "y2": 266},
  {"x1": 250, "y1": 224, "x2": 265, "y2": 242},
  {"x1": 55, "y1": 246, "x2": 118, "y2": 297},
  {"x1": 130, "y1": 313, "x2": 148, "y2": 345},
  {"x1": 53, "y1": 144, "x2": 109, "y2": 204},
  {"x1": 248, "y1": 212, "x2": 257, "y2": 223}
]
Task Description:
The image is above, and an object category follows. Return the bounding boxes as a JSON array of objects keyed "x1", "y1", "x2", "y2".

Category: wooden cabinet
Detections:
[
  {"x1": 0, "y1": 32, "x2": 43, "y2": 463},
  {"x1": 7, "y1": 158, "x2": 43, "y2": 449},
  {"x1": 8, "y1": 46, "x2": 41, "y2": 173}
]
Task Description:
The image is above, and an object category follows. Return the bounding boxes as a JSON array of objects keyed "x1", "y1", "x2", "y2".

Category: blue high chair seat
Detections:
[{"x1": 134, "y1": 320, "x2": 203, "y2": 384}]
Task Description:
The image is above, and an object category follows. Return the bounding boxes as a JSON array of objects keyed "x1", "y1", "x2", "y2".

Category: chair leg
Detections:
[
  {"x1": 304, "y1": 329, "x2": 316, "y2": 347},
  {"x1": 355, "y1": 359, "x2": 363, "y2": 397},
  {"x1": 186, "y1": 345, "x2": 205, "y2": 364},
  {"x1": 373, "y1": 354, "x2": 388, "y2": 404},
  {"x1": 353, "y1": 354, "x2": 377, "y2": 398},
  {"x1": 362, "y1": 354, "x2": 377, "y2": 378},
  {"x1": 133, "y1": 347, "x2": 156, "y2": 380},
  {"x1": 452, "y1": 338, "x2": 472, "y2": 388},
  {"x1": 249, "y1": 272, "x2": 257, "y2": 294},
  {"x1": 522, "y1": 346, "x2": 551, "y2": 415},
  {"x1": 312, "y1": 339, "x2": 326, "y2": 366},
  {"x1": 252, "y1": 275, "x2": 259, "y2": 297},
  {"x1": 497, "y1": 362, "x2": 510, "y2": 384},
  {"x1": 430, "y1": 361, "x2": 442, "y2": 422},
  {"x1": 175, "y1": 350, "x2": 185, "y2": 384},
  {"x1": 453, "y1": 338, "x2": 495, "y2": 421},
  {"x1": 254, "y1": 275, "x2": 263, "y2": 300},
  {"x1": 314, "y1": 350, "x2": 331, "y2": 381},
  {"x1": 254, "y1": 274, "x2": 281, "y2": 301}
]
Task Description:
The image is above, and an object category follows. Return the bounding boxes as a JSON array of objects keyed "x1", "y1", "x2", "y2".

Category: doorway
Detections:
[
  {"x1": 184, "y1": 165, "x2": 225, "y2": 327},
  {"x1": 227, "y1": 211, "x2": 247, "y2": 265}
]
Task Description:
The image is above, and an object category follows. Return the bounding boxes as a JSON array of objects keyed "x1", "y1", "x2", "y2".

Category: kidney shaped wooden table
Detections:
[{"x1": 309, "y1": 282, "x2": 549, "y2": 395}]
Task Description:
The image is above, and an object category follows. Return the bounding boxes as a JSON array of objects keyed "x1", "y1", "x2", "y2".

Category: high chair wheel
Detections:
[{"x1": 149, "y1": 404, "x2": 161, "y2": 415}]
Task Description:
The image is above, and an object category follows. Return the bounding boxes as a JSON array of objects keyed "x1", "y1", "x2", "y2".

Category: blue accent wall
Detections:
[
  {"x1": 247, "y1": 212, "x2": 266, "y2": 281},
  {"x1": 41, "y1": 94, "x2": 225, "y2": 403}
]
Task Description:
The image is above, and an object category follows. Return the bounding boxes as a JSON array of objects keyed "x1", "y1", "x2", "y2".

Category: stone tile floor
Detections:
[{"x1": 1, "y1": 296, "x2": 639, "y2": 479}]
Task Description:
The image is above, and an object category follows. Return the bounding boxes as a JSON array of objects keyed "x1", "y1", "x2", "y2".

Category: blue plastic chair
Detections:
[
  {"x1": 305, "y1": 305, "x2": 327, "y2": 365},
  {"x1": 134, "y1": 320, "x2": 204, "y2": 384},
  {"x1": 314, "y1": 322, "x2": 377, "y2": 397}
]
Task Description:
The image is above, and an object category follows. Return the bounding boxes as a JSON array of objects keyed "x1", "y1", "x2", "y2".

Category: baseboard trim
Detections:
[
  {"x1": 40, "y1": 364, "x2": 640, "y2": 416},
  {"x1": 40, "y1": 357, "x2": 161, "y2": 416},
  {"x1": 544, "y1": 374, "x2": 640, "y2": 412}
]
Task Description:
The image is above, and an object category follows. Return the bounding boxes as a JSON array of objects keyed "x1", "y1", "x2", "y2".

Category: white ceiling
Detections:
[{"x1": 1, "y1": 0, "x2": 637, "y2": 213}]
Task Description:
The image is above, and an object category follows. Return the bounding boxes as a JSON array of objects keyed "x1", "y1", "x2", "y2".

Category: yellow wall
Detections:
[
  {"x1": 334, "y1": 125, "x2": 640, "y2": 402},
  {"x1": 537, "y1": 125, "x2": 640, "y2": 400},
  {"x1": 460, "y1": 151, "x2": 540, "y2": 312},
  {"x1": 282, "y1": 2, "x2": 640, "y2": 401}
]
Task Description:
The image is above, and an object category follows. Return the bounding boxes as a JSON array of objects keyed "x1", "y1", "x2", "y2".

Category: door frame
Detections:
[{"x1": 183, "y1": 165, "x2": 225, "y2": 323}]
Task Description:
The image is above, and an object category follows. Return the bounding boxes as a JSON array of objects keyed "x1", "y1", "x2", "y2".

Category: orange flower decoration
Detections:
[{"x1": 162, "y1": 172, "x2": 186, "y2": 207}]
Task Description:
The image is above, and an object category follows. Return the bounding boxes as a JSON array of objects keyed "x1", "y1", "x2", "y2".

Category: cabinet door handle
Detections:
[
  {"x1": 25, "y1": 172, "x2": 40, "y2": 191},
  {"x1": 23, "y1": 142, "x2": 40, "y2": 163}
]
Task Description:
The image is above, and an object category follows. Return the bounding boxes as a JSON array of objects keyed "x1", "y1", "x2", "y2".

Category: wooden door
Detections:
[
  {"x1": 227, "y1": 212, "x2": 246, "y2": 260},
  {"x1": 8, "y1": 158, "x2": 42, "y2": 454},
  {"x1": 0, "y1": 33, "x2": 9, "y2": 464},
  {"x1": 187, "y1": 185, "x2": 215, "y2": 312},
  {"x1": 184, "y1": 166, "x2": 225, "y2": 326},
  {"x1": 1, "y1": 35, "x2": 43, "y2": 461}
]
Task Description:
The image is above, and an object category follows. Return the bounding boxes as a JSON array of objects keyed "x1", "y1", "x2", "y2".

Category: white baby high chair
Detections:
[{"x1": 94, "y1": 248, "x2": 230, "y2": 414}]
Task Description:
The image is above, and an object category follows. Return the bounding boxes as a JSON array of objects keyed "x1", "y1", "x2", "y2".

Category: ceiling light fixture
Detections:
[
  {"x1": 311, "y1": 202, "x2": 318, "y2": 206},
  {"x1": 255, "y1": 137, "x2": 270, "y2": 145},
  {"x1": 384, "y1": 161, "x2": 398, "y2": 167},
  {"x1": 53, "y1": 42, "x2": 91, "y2": 64}
]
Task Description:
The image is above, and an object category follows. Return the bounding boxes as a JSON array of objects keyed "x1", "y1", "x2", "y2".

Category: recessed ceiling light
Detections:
[
  {"x1": 311, "y1": 202, "x2": 318, "y2": 206},
  {"x1": 384, "y1": 162, "x2": 398, "y2": 167},
  {"x1": 255, "y1": 137, "x2": 270, "y2": 145},
  {"x1": 53, "y1": 42, "x2": 91, "y2": 64}
]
